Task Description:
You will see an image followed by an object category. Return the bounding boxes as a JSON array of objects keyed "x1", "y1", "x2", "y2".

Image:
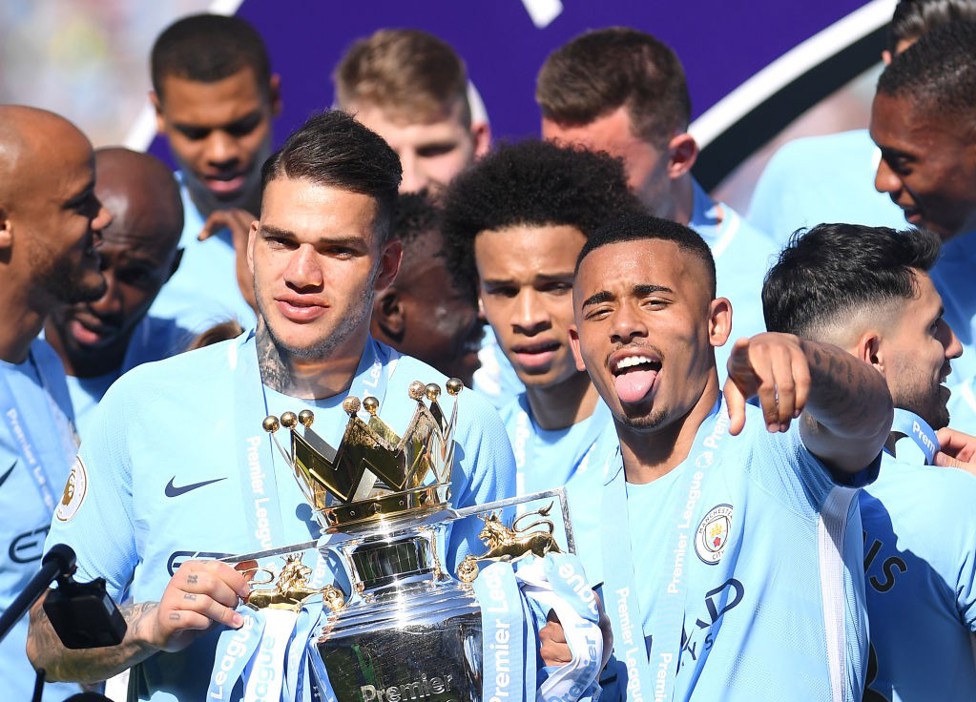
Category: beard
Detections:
[
  {"x1": 32, "y1": 245, "x2": 106, "y2": 305},
  {"x1": 895, "y1": 381, "x2": 950, "y2": 431}
]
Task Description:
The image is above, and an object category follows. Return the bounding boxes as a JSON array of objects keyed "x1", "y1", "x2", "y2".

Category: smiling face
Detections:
[
  {"x1": 878, "y1": 270, "x2": 961, "y2": 429},
  {"x1": 153, "y1": 67, "x2": 279, "y2": 214},
  {"x1": 570, "y1": 238, "x2": 729, "y2": 431},
  {"x1": 46, "y1": 151, "x2": 182, "y2": 369},
  {"x1": 352, "y1": 100, "x2": 487, "y2": 194},
  {"x1": 17, "y1": 124, "x2": 110, "y2": 309},
  {"x1": 870, "y1": 92, "x2": 976, "y2": 240},
  {"x1": 476, "y1": 224, "x2": 587, "y2": 390},
  {"x1": 248, "y1": 176, "x2": 400, "y2": 362}
]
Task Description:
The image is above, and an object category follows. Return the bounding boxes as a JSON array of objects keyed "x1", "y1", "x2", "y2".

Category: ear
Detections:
[
  {"x1": 150, "y1": 91, "x2": 166, "y2": 134},
  {"x1": 375, "y1": 238, "x2": 403, "y2": 291},
  {"x1": 667, "y1": 132, "x2": 699, "y2": 180},
  {"x1": 471, "y1": 120, "x2": 492, "y2": 159},
  {"x1": 0, "y1": 207, "x2": 12, "y2": 251},
  {"x1": 268, "y1": 74, "x2": 283, "y2": 117},
  {"x1": 881, "y1": 50, "x2": 894, "y2": 66},
  {"x1": 569, "y1": 326, "x2": 587, "y2": 372},
  {"x1": 372, "y1": 288, "x2": 406, "y2": 340},
  {"x1": 708, "y1": 297, "x2": 733, "y2": 348},
  {"x1": 853, "y1": 330, "x2": 885, "y2": 374},
  {"x1": 246, "y1": 220, "x2": 259, "y2": 275}
]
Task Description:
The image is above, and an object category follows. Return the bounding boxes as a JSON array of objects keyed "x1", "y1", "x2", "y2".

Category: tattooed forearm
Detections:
[{"x1": 27, "y1": 598, "x2": 158, "y2": 684}]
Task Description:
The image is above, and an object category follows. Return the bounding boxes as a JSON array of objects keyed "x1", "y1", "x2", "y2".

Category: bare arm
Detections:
[
  {"x1": 724, "y1": 333, "x2": 893, "y2": 474},
  {"x1": 27, "y1": 559, "x2": 248, "y2": 683}
]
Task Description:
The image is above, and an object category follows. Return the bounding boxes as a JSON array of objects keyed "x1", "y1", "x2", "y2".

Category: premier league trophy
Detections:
[{"x1": 256, "y1": 379, "x2": 564, "y2": 702}]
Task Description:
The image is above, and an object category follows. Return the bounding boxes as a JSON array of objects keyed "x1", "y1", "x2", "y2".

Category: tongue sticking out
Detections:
[{"x1": 614, "y1": 368, "x2": 658, "y2": 404}]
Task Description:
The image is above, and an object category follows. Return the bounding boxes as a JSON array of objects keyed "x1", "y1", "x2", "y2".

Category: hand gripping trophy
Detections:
[{"x1": 232, "y1": 379, "x2": 606, "y2": 702}]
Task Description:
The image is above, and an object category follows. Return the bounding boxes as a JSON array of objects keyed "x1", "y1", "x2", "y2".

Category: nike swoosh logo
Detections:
[
  {"x1": 165, "y1": 476, "x2": 227, "y2": 498},
  {"x1": 0, "y1": 462, "x2": 15, "y2": 489}
]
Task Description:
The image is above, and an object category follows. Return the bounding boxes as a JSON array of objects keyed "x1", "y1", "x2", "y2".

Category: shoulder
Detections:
[
  {"x1": 103, "y1": 333, "x2": 246, "y2": 406},
  {"x1": 766, "y1": 129, "x2": 872, "y2": 167},
  {"x1": 867, "y1": 456, "x2": 976, "y2": 519}
]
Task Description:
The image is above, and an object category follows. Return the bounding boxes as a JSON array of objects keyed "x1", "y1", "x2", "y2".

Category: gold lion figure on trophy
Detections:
[
  {"x1": 245, "y1": 554, "x2": 328, "y2": 611},
  {"x1": 457, "y1": 502, "x2": 561, "y2": 582}
]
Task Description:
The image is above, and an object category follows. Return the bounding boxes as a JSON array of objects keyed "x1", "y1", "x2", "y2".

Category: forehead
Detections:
[
  {"x1": 157, "y1": 67, "x2": 269, "y2": 123},
  {"x1": 575, "y1": 238, "x2": 706, "y2": 296},
  {"x1": 354, "y1": 102, "x2": 470, "y2": 144},
  {"x1": 542, "y1": 107, "x2": 640, "y2": 154},
  {"x1": 475, "y1": 224, "x2": 586, "y2": 270},
  {"x1": 870, "y1": 92, "x2": 962, "y2": 152},
  {"x1": 261, "y1": 176, "x2": 379, "y2": 235}
]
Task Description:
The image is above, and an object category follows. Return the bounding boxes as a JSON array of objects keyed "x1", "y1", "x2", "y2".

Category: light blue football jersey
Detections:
[
  {"x1": 860, "y1": 451, "x2": 976, "y2": 702},
  {"x1": 499, "y1": 393, "x2": 618, "y2": 582},
  {"x1": 44, "y1": 333, "x2": 515, "y2": 701},
  {"x1": 600, "y1": 401, "x2": 874, "y2": 702},
  {"x1": 147, "y1": 173, "x2": 258, "y2": 334},
  {"x1": 688, "y1": 180, "x2": 779, "y2": 378},
  {"x1": 932, "y1": 230, "x2": 976, "y2": 386},
  {"x1": 748, "y1": 130, "x2": 908, "y2": 244},
  {"x1": 64, "y1": 315, "x2": 192, "y2": 439},
  {"x1": 0, "y1": 340, "x2": 82, "y2": 701},
  {"x1": 473, "y1": 325, "x2": 525, "y2": 409}
]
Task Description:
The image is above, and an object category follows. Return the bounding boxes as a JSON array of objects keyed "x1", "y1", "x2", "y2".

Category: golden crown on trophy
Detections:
[{"x1": 263, "y1": 378, "x2": 462, "y2": 529}]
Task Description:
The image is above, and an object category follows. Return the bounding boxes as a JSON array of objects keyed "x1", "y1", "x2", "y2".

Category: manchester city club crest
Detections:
[{"x1": 695, "y1": 503, "x2": 733, "y2": 564}]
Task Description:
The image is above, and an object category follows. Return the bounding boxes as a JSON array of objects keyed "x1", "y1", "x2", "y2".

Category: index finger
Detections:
[{"x1": 722, "y1": 376, "x2": 747, "y2": 436}]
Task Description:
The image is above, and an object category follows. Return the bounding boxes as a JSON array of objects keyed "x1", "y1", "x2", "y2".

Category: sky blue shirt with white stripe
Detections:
[
  {"x1": 604, "y1": 401, "x2": 873, "y2": 702},
  {"x1": 0, "y1": 339, "x2": 82, "y2": 701},
  {"x1": 747, "y1": 130, "x2": 908, "y2": 244},
  {"x1": 689, "y1": 180, "x2": 779, "y2": 376},
  {"x1": 860, "y1": 452, "x2": 976, "y2": 702},
  {"x1": 147, "y1": 173, "x2": 257, "y2": 334},
  {"x1": 44, "y1": 333, "x2": 515, "y2": 701}
]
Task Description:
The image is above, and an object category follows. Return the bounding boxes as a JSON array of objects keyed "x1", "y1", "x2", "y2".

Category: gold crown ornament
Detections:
[{"x1": 263, "y1": 378, "x2": 462, "y2": 529}]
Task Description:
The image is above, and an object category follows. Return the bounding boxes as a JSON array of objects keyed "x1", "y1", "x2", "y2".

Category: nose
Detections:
[
  {"x1": 610, "y1": 300, "x2": 648, "y2": 343},
  {"x1": 205, "y1": 130, "x2": 240, "y2": 167},
  {"x1": 88, "y1": 268, "x2": 122, "y2": 318},
  {"x1": 91, "y1": 198, "x2": 112, "y2": 242},
  {"x1": 874, "y1": 158, "x2": 901, "y2": 196},
  {"x1": 512, "y1": 290, "x2": 549, "y2": 335},
  {"x1": 942, "y1": 320, "x2": 963, "y2": 362},
  {"x1": 398, "y1": 151, "x2": 429, "y2": 194},
  {"x1": 284, "y1": 244, "x2": 323, "y2": 289}
]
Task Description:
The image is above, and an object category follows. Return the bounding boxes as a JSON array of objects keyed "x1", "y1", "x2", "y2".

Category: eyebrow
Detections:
[
  {"x1": 259, "y1": 224, "x2": 366, "y2": 249},
  {"x1": 173, "y1": 110, "x2": 263, "y2": 133},
  {"x1": 581, "y1": 284, "x2": 673, "y2": 309},
  {"x1": 482, "y1": 270, "x2": 575, "y2": 285}
]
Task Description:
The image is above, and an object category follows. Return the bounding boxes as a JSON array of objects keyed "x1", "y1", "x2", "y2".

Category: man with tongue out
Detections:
[
  {"x1": 441, "y1": 139, "x2": 643, "y2": 580},
  {"x1": 568, "y1": 214, "x2": 893, "y2": 701}
]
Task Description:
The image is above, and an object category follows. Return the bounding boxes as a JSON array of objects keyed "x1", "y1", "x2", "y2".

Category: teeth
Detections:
[{"x1": 617, "y1": 356, "x2": 655, "y2": 370}]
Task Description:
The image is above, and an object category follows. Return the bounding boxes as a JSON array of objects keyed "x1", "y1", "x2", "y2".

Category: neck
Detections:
[
  {"x1": 617, "y1": 373, "x2": 719, "y2": 484},
  {"x1": 525, "y1": 372, "x2": 601, "y2": 431},
  {"x1": 187, "y1": 179, "x2": 261, "y2": 221},
  {"x1": 256, "y1": 321, "x2": 365, "y2": 400},
  {"x1": 0, "y1": 282, "x2": 47, "y2": 364}
]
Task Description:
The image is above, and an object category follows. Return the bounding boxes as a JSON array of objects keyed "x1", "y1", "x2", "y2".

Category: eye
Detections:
[
  {"x1": 224, "y1": 114, "x2": 262, "y2": 138},
  {"x1": 416, "y1": 143, "x2": 457, "y2": 158},
  {"x1": 540, "y1": 281, "x2": 573, "y2": 295},
  {"x1": 175, "y1": 126, "x2": 210, "y2": 141},
  {"x1": 483, "y1": 285, "x2": 518, "y2": 299}
]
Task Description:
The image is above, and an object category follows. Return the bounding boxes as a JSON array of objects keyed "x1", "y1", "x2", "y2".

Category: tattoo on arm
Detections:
[{"x1": 28, "y1": 601, "x2": 159, "y2": 684}]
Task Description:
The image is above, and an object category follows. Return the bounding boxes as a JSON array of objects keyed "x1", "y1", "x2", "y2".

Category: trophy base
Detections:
[{"x1": 310, "y1": 582, "x2": 482, "y2": 702}]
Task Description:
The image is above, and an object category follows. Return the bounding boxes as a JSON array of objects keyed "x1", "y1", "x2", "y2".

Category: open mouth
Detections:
[
  {"x1": 204, "y1": 172, "x2": 247, "y2": 196},
  {"x1": 611, "y1": 354, "x2": 662, "y2": 404},
  {"x1": 511, "y1": 340, "x2": 561, "y2": 371}
]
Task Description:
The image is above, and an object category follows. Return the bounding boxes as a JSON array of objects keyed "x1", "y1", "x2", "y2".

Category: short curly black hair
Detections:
[{"x1": 441, "y1": 139, "x2": 642, "y2": 279}]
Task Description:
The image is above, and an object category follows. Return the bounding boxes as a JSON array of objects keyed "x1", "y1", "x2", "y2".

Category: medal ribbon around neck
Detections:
[
  {"x1": 0, "y1": 351, "x2": 73, "y2": 511},
  {"x1": 600, "y1": 401, "x2": 725, "y2": 702},
  {"x1": 890, "y1": 408, "x2": 939, "y2": 465}
]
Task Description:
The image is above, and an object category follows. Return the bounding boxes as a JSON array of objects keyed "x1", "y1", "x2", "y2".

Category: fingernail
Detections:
[
  {"x1": 780, "y1": 423, "x2": 789, "y2": 432},
  {"x1": 767, "y1": 422, "x2": 778, "y2": 432},
  {"x1": 232, "y1": 613, "x2": 244, "y2": 627}
]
